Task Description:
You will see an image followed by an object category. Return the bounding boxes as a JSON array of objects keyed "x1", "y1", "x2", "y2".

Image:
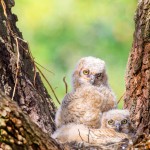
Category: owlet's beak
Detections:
[
  {"x1": 115, "y1": 123, "x2": 121, "y2": 131},
  {"x1": 90, "y1": 75, "x2": 96, "y2": 84}
]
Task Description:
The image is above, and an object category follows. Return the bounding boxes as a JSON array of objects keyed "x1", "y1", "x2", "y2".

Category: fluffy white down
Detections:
[{"x1": 74, "y1": 56, "x2": 105, "y2": 73}]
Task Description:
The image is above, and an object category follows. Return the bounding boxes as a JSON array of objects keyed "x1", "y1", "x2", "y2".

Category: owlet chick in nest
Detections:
[
  {"x1": 101, "y1": 109, "x2": 135, "y2": 137},
  {"x1": 55, "y1": 56, "x2": 117, "y2": 128},
  {"x1": 52, "y1": 109, "x2": 134, "y2": 146}
]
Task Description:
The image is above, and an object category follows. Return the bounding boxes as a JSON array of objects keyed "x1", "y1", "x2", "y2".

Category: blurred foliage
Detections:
[{"x1": 13, "y1": 0, "x2": 136, "y2": 108}]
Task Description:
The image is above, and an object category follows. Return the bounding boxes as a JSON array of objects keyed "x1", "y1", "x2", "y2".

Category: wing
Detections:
[
  {"x1": 98, "y1": 85, "x2": 117, "y2": 112},
  {"x1": 55, "y1": 92, "x2": 78, "y2": 128},
  {"x1": 61, "y1": 92, "x2": 79, "y2": 108},
  {"x1": 55, "y1": 92, "x2": 80, "y2": 128}
]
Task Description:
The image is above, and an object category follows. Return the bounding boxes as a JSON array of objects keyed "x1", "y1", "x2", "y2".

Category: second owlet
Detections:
[
  {"x1": 55, "y1": 56, "x2": 117, "y2": 128},
  {"x1": 101, "y1": 109, "x2": 135, "y2": 137},
  {"x1": 52, "y1": 109, "x2": 134, "y2": 146}
]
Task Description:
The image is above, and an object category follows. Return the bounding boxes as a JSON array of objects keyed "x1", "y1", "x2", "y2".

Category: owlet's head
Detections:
[
  {"x1": 101, "y1": 109, "x2": 134, "y2": 135},
  {"x1": 72, "y1": 56, "x2": 108, "y2": 90}
]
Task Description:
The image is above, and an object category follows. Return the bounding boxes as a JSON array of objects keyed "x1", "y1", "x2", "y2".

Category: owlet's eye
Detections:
[
  {"x1": 96, "y1": 73, "x2": 102, "y2": 78},
  {"x1": 83, "y1": 70, "x2": 89, "y2": 75},
  {"x1": 121, "y1": 119, "x2": 128, "y2": 124},
  {"x1": 108, "y1": 119, "x2": 114, "y2": 125}
]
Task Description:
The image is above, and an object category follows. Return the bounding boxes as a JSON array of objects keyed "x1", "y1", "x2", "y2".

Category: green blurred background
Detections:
[{"x1": 13, "y1": 0, "x2": 136, "y2": 108}]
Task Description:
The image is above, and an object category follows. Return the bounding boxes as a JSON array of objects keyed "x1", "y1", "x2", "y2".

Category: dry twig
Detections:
[
  {"x1": 63, "y1": 76, "x2": 68, "y2": 94},
  {"x1": 36, "y1": 65, "x2": 60, "y2": 105},
  {"x1": 117, "y1": 92, "x2": 125, "y2": 104},
  {"x1": 1, "y1": 0, "x2": 7, "y2": 18},
  {"x1": 1, "y1": 0, "x2": 59, "y2": 107},
  {"x1": 11, "y1": 38, "x2": 20, "y2": 100},
  {"x1": 78, "y1": 129, "x2": 84, "y2": 142}
]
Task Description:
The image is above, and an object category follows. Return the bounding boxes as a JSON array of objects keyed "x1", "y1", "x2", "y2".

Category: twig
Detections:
[
  {"x1": 33, "y1": 61, "x2": 37, "y2": 86},
  {"x1": 27, "y1": 45, "x2": 37, "y2": 86},
  {"x1": 12, "y1": 36, "x2": 57, "y2": 104},
  {"x1": 88, "y1": 128, "x2": 90, "y2": 143},
  {"x1": 78, "y1": 129, "x2": 84, "y2": 141},
  {"x1": 18, "y1": 42, "x2": 54, "y2": 85},
  {"x1": 19, "y1": 38, "x2": 58, "y2": 106},
  {"x1": 63, "y1": 76, "x2": 68, "y2": 94},
  {"x1": 36, "y1": 65, "x2": 60, "y2": 105},
  {"x1": 16, "y1": 36, "x2": 28, "y2": 43},
  {"x1": 18, "y1": 42, "x2": 38, "y2": 86},
  {"x1": 1, "y1": 0, "x2": 20, "y2": 100},
  {"x1": 21, "y1": 41, "x2": 54, "y2": 76},
  {"x1": 1, "y1": 0, "x2": 7, "y2": 18},
  {"x1": 12, "y1": 38, "x2": 20, "y2": 100},
  {"x1": 35, "y1": 61, "x2": 54, "y2": 75},
  {"x1": 18, "y1": 41, "x2": 54, "y2": 75},
  {"x1": 1, "y1": 0, "x2": 57, "y2": 106},
  {"x1": 117, "y1": 92, "x2": 125, "y2": 104}
]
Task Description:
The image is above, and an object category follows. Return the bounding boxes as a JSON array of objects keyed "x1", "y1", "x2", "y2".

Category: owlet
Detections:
[{"x1": 55, "y1": 56, "x2": 117, "y2": 128}]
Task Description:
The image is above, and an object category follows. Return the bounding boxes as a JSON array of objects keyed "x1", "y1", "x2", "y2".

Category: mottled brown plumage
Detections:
[{"x1": 55, "y1": 56, "x2": 117, "y2": 128}]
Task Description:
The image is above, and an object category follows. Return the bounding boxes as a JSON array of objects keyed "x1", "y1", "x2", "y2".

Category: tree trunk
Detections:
[
  {"x1": 0, "y1": 90, "x2": 63, "y2": 150},
  {"x1": 0, "y1": 0, "x2": 56, "y2": 134},
  {"x1": 124, "y1": 0, "x2": 150, "y2": 135}
]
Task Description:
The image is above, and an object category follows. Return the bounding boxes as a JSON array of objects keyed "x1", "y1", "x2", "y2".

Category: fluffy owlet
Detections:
[
  {"x1": 101, "y1": 109, "x2": 135, "y2": 137},
  {"x1": 52, "y1": 109, "x2": 133, "y2": 146},
  {"x1": 72, "y1": 56, "x2": 108, "y2": 90},
  {"x1": 55, "y1": 56, "x2": 117, "y2": 128}
]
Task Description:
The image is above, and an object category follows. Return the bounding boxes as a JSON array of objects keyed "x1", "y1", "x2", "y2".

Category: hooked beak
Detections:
[
  {"x1": 90, "y1": 75, "x2": 95, "y2": 84},
  {"x1": 115, "y1": 124, "x2": 121, "y2": 131}
]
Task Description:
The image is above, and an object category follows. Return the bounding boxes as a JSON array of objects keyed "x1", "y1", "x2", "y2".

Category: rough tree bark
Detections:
[
  {"x1": 0, "y1": 91, "x2": 63, "y2": 150},
  {"x1": 124, "y1": 0, "x2": 150, "y2": 135},
  {"x1": 0, "y1": 0, "x2": 56, "y2": 134}
]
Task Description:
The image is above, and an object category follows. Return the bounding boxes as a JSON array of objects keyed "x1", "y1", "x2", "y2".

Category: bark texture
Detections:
[
  {"x1": 0, "y1": 91, "x2": 63, "y2": 150},
  {"x1": 124, "y1": 0, "x2": 150, "y2": 135},
  {"x1": 0, "y1": 0, "x2": 56, "y2": 134}
]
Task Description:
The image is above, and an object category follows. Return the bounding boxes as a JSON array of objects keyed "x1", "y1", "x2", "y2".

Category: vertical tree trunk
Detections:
[
  {"x1": 0, "y1": 0, "x2": 56, "y2": 134},
  {"x1": 124, "y1": 0, "x2": 150, "y2": 135}
]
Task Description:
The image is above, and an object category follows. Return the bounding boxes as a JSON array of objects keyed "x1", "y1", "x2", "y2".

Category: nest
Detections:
[{"x1": 63, "y1": 134, "x2": 150, "y2": 150}]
